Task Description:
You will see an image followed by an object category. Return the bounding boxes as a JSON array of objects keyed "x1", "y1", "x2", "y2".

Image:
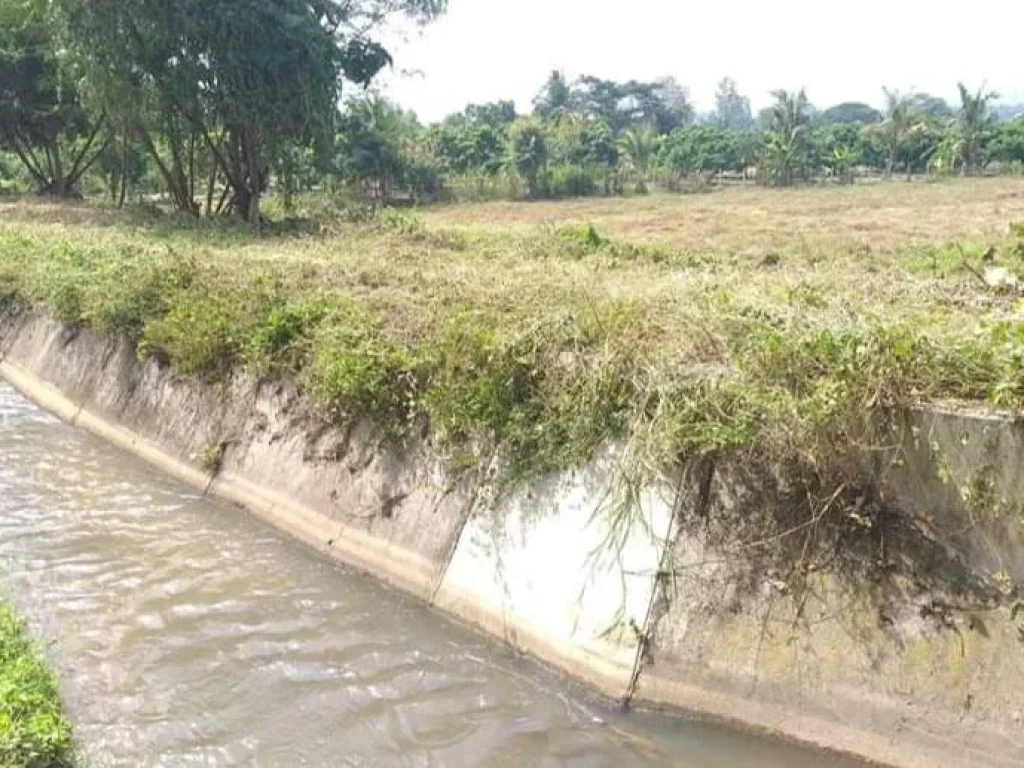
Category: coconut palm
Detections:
[
  {"x1": 873, "y1": 88, "x2": 922, "y2": 178},
  {"x1": 769, "y1": 89, "x2": 811, "y2": 137},
  {"x1": 761, "y1": 89, "x2": 811, "y2": 185},
  {"x1": 955, "y1": 82, "x2": 998, "y2": 175}
]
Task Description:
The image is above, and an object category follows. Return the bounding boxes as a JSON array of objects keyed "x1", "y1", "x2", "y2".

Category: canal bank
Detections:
[
  {"x1": 2, "y1": 309, "x2": 1023, "y2": 768},
  {"x1": 0, "y1": 376, "x2": 867, "y2": 767}
]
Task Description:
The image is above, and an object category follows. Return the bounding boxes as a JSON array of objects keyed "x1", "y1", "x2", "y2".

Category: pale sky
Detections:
[{"x1": 381, "y1": 0, "x2": 1024, "y2": 122}]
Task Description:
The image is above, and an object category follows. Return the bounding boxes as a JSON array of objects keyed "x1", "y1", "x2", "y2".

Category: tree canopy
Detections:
[
  {"x1": 0, "y1": 0, "x2": 106, "y2": 195},
  {"x1": 712, "y1": 78, "x2": 753, "y2": 130},
  {"x1": 48, "y1": 0, "x2": 446, "y2": 220},
  {"x1": 820, "y1": 102, "x2": 883, "y2": 125},
  {"x1": 3, "y1": 10, "x2": 1023, "y2": 211}
]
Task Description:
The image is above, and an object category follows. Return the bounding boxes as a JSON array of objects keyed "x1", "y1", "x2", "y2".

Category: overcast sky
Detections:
[{"x1": 380, "y1": 0, "x2": 1024, "y2": 122}]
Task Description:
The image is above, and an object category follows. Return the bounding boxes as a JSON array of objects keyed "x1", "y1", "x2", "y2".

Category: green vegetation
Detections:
[
  {"x1": 3, "y1": 185, "x2": 1024, "y2": 504},
  {"x1": 3, "y1": 0, "x2": 1023, "y2": 209},
  {"x1": 0, "y1": 0, "x2": 447, "y2": 218},
  {"x1": 0, "y1": 601, "x2": 72, "y2": 768},
  {"x1": 322, "y1": 79, "x2": 1024, "y2": 202}
]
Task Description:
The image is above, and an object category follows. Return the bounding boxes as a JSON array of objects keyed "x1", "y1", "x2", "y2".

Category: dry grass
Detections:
[
  {"x1": 2, "y1": 181, "x2": 1024, "y2": 369},
  {"x1": 423, "y1": 178, "x2": 1024, "y2": 255}
]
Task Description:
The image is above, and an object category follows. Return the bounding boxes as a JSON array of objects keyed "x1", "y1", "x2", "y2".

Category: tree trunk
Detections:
[
  {"x1": 205, "y1": 165, "x2": 218, "y2": 217},
  {"x1": 248, "y1": 164, "x2": 262, "y2": 231},
  {"x1": 138, "y1": 125, "x2": 196, "y2": 214},
  {"x1": 51, "y1": 143, "x2": 64, "y2": 197},
  {"x1": 118, "y1": 132, "x2": 129, "y2": 208}
]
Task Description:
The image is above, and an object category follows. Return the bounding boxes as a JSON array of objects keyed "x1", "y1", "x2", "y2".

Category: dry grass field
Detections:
[{"x1": 424, "y1": 178, "x2": 1024, "y2": 256}]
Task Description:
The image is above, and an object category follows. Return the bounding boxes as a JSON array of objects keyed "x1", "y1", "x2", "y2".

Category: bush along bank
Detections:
[
  {"x1": 1, "y1": 205, "x2": 1024, "y2": 740},
  {"x1": 0, "y1": 601, "x2": 73, "y2": 768}
]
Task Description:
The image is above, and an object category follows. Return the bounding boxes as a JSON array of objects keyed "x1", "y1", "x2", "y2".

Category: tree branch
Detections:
[
  {"x1": 196, "y1": 118, "x2": 243, "y2": 191},
  {"x1": 67, "y1": 136, "x2": 112, "y2": 187},
  {"x1": 66, "y1": 116, "x2": 108, "y2": 184},
  {"x1": 8, "y1": 130, "x2": 49, "y2": 184}
]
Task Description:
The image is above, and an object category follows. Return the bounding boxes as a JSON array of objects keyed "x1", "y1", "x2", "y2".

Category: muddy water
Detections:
[{"x1": 0, "y1": 381, "x2": 855, "y2": 767}]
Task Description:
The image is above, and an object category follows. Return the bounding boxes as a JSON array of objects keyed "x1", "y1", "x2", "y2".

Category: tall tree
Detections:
[
  {"x1": 712, "y1": 78, "x2": 753, "y2": 130},
  {"x1": 913, "y1": 94, "x2": 956, "y2": 122},
  {"x1": 954, "y1": 82, "x2": 998, "y2": 174},
  {"x1": 54, "y1": 0, "x2": 446, "y2": 223},
  {"x1": 647, "y1": 77, "x2": 694, "y2": 133},
  {"x1": 508, "y1": 118, "x2": 548, "y2": 198},
  {"x1": 0, "y1": 0, "x2": 107, "y2": 196},
  {"x1": 761, "y1": 89, "x2": 812, "y2": 185},
  {"x1": 533, "y1": 71, "x2": 575, "y2": 124},
  {"x1": 336, "y1": 97, "x2": 414, "y2": 204},
  {"x1": 820, "y1": 102, "x2": 882, "y2": 125},
  {"x1": 463, "y1": 101, "x2": 516, "y2": 128},
  {"x1": 572, "y1": 76, "x2": 622, "y2": 129}
]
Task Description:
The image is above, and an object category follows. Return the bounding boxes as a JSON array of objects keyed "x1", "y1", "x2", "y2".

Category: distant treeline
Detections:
[
  {"x1": 2, "y1": 0, "x2": 1022, "y2": 214},
  {"x1": 334, "y1": 74, "x2": 1024, "y2": 203}
]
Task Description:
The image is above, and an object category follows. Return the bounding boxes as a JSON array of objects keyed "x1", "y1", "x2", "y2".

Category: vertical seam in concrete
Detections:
[
  {"x1": 427, "y1": 449, "x2": 497, "y2": 604},
  {"x1": 621, "y1": 461, "x2": 688, "y2": 707},
  {"x1": 622, "y1": 457, "x2": 715, "y2": 708}
]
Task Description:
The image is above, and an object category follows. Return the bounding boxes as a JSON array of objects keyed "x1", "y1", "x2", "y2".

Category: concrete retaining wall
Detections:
[{"x1": 2, "y1": 309, "x2": 1023, "y2": 768}]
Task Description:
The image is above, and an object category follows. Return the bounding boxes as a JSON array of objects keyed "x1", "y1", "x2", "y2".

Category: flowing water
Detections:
[{"x1": 0, "y1": 381, "x2": 857, "y2": 767}]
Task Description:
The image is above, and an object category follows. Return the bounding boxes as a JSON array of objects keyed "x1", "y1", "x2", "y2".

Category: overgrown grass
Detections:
[
  {"x1": 2, "y1": 193, "x2": 1024, "y2": 489},
  {"x1": 0, "y1": 602, "x2": 73, "y2": 768},
  {"x1": 3, "y1": 189, "x2": 1024, "y2": 573}
]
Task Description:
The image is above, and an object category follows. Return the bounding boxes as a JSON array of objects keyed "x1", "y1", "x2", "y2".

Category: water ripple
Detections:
[{"x1": 0, "y1": 382, "x2": 846, "y2": 768}]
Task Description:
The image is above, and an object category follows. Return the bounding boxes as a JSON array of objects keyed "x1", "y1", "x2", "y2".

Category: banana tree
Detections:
[
  {"x1": 927, "y1": 134, "x2": 962, "y2": 176},
  {"x1": 617, "y1": 124, "x2": 661, "y2": 192},
  {"x1": 830, "y1": 145, "x2": 857, "y2": 184}
]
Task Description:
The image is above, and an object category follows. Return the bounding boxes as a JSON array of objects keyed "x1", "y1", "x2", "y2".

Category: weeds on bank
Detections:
[
  {"x1": 4, "y1": 202, "x2": 1024, "y2": 595},
  {"x1": 3, "y1": 206, "x2": 1024, "y2": 487},
  {"x1": 0, "y1": 602, "x2": 73, "y2": 768}
]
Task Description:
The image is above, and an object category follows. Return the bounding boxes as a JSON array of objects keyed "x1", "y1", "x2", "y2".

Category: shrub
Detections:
[{"x1": 0, "y1": 603, "x2": 73, "y2": 768}]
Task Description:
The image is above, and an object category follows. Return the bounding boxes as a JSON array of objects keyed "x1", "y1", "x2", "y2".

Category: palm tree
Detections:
[
  {"x1": 955, "y1": 82, "x2": 998, "y2": 175},
  {"x1": 769, "y1": 89, "x2": 811, "y2": 136},
  {"x1": 533, "y1": 70, "x2": 576, "y2": 126},
  {"x1": 762, "y1": 89, "x2": 811, "y2": 185},
  {"x1": 617, "y1": 125, "x2": 660, "y2": 192},
  {"x1": 874, "y1": 88, "x2": 921, "y2": 179}
]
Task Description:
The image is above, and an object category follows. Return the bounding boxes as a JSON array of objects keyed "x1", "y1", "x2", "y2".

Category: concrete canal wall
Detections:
[{"x1": 2, "y1": 309, "x2": 1023, "y2": 768}]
